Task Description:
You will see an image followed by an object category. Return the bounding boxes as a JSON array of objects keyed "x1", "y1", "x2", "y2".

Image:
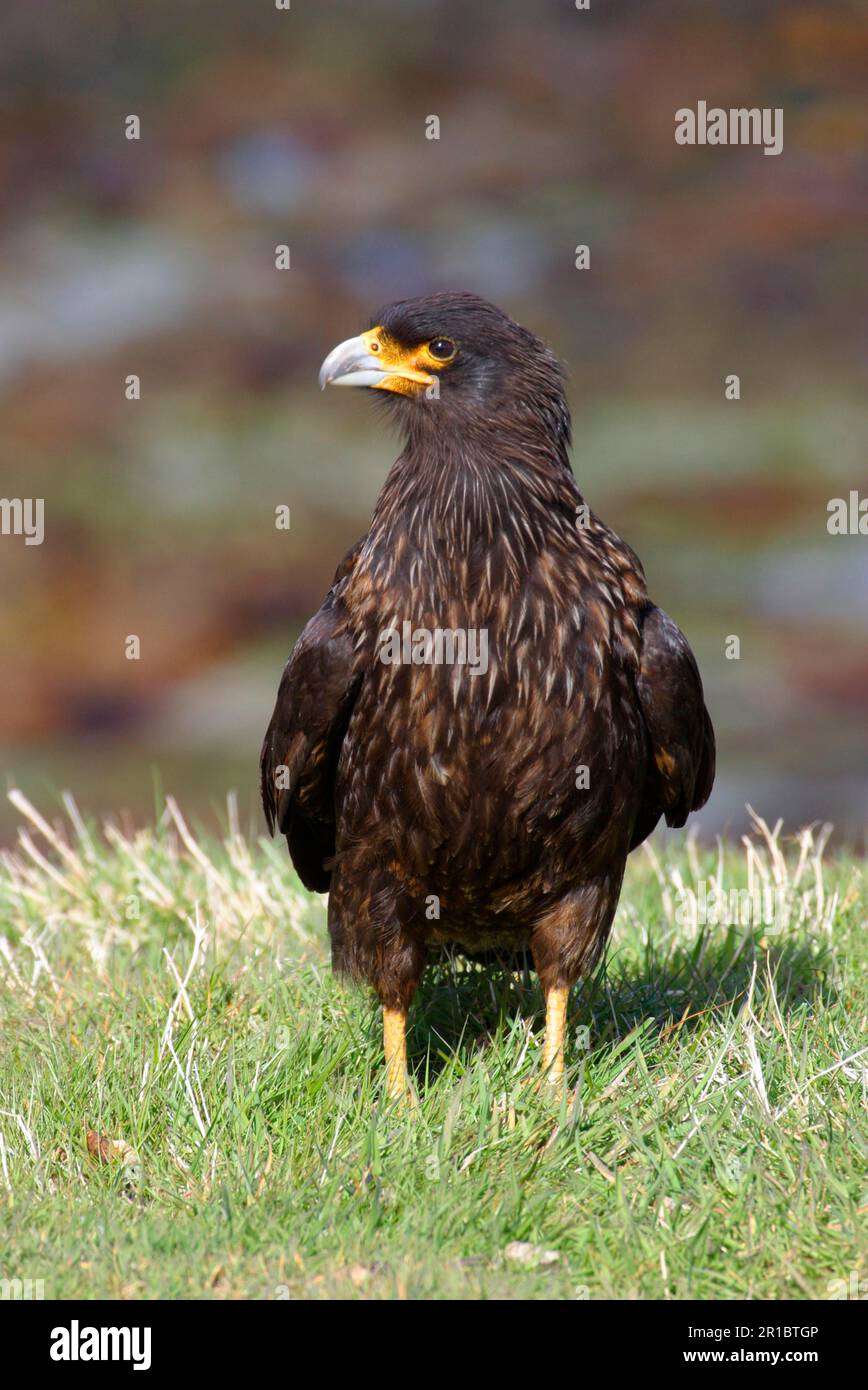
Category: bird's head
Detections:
[{"x1": 318, "y1": 291, "x2": 571, "y2": 452}]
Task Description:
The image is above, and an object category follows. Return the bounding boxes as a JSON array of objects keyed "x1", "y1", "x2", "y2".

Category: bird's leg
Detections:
[
  {"x1": 542, "y1": 983, "x2": 569, "y2": 1084},
  {"x1": 532, "y1": 882, "x2": 620, "y2": 1091},
  {"x1": 383, "y1": 1005, "x2": 409, "y2": 1102}
]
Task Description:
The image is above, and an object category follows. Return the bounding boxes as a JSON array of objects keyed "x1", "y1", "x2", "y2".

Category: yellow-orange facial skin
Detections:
[{"x1": 361, "y1": 327, "x2": 441, "y2": 395}]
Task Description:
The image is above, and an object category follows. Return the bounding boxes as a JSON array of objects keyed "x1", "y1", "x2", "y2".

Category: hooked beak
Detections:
[
  {"x1": 318, "y1": 335, "x2": 389, "y2": 390},
  {"x1": 318, "y1": 330, "x2": 436, "y2": 393}
]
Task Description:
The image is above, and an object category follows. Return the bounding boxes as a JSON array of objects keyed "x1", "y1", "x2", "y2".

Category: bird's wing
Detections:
[
  {"x1": 633, "y1": 604, "x2": 715, "y2": 838},
  {"x1": 260, "y1": 541, "x2": 365, "y2": 891}
]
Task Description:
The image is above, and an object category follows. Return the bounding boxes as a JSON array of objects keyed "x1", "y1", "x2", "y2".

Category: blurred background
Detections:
[{"x1": 0, "y1": 0, "x2": 865, "y2": 845}]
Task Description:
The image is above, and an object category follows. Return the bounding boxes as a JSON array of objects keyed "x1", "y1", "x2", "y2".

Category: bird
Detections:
[{"x1": 261, "y1": 291, "x2": 715, "y2": 1103}]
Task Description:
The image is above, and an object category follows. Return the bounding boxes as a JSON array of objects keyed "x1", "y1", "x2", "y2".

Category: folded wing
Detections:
[
  {"x1": 260, "y1": 544, "x2": 364, "y2": 890},
  {"x1": 632, "y1": 604, "x2": 715, "y2": 848}
]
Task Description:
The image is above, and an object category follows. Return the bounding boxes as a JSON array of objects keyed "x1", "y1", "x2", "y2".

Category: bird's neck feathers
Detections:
[{"x1": 369, "y1": 399, "x2": 579, "y2": 559}]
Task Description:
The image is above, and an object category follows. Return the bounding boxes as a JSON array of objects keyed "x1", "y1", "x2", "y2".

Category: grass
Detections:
[{"x1": 0, "y1": 791, "x2": 865, "y2": 1301}]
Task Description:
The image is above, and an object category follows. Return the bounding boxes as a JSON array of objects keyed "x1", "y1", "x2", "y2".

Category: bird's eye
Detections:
[{"x1": 428, "y1": 337, "x2": 456, "y2": 361}]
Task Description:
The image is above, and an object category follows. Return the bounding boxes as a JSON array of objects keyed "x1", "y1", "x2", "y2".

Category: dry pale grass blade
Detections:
[
  {"x1": 8, "y1": 788, "x2": 88, "y2": 882},
  {"x1": 644, "y1": 806, "x2": 841, "y2": 948},
  {"x1": 0, "y1": 791, "x2": 319, "y2": 985},
  {"x1": 165, "y1": 796, "x2": 234, "y2": 898}
]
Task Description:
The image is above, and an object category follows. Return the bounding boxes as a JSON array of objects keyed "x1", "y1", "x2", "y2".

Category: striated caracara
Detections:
[{"x1": 261, "y1": 292, "x2": 715, "y2": 1102}]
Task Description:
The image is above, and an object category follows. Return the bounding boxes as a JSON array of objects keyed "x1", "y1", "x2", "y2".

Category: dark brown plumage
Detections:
[{"x1": 261, "y1": 292, "x2": 715, "y2": 1098}]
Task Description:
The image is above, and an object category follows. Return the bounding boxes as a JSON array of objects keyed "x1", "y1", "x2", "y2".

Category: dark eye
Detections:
[{"x1": 428, "y1": 337, "x2": 456, "y2": 361}]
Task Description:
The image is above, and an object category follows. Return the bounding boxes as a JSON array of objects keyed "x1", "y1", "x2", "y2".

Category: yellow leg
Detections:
[
  {"x1": 542, "y1": 984, "x2": 569, "y2": 1083},
  {"x1": 383, "y1": 1005, "x2": 409, "y2": 1102}
]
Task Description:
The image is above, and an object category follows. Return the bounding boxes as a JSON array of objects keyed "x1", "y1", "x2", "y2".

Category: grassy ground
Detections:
[{"x1": 0, "y1": 792, "x2": 865, "y2": 1301}]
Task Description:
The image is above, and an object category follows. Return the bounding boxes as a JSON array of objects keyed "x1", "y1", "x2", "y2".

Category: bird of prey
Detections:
[{"x1": 261, "y1": 292, "x2": 715, "y2": 1102}]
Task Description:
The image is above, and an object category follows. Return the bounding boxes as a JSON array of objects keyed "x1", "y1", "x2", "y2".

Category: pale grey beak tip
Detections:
[{"x1": 318, "y1": 334, "x2": 388, "y2": 392}]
